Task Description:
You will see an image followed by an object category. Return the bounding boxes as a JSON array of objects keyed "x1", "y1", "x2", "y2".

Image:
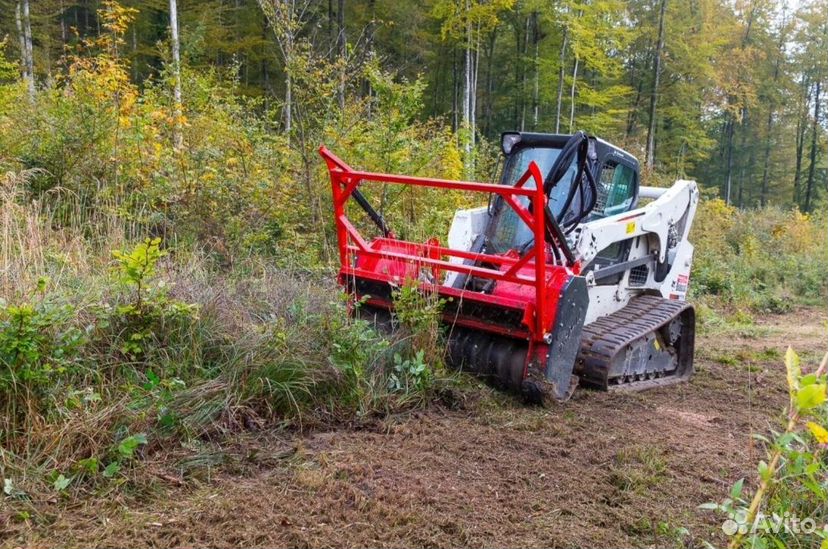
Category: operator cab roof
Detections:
[{"x1": 501, "y1": 131, "x2": 639, "y2": 169}]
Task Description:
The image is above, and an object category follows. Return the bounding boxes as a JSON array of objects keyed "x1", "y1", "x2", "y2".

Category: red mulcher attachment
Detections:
[{"x1": 320, "y1": 146, "x2": 590, "y2": 402}]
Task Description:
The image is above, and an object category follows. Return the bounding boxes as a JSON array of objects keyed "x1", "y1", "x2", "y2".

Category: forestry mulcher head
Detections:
[{"x1": 320, "y1": 131, "x2": 699, "y2": 403}]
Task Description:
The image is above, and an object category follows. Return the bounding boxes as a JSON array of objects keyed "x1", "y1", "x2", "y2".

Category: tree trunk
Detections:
[
  {"x1": 169, "y1": 0, "x2": 183, "y2": 149},
  {"x1": 452, "y1": 47, "x2": 458, "y2": 132},
  {"x1": 736, "y1": 107, "x2": 754, "y2": 209},
  {"x1": 531, "y1": 12, "x2": 539, "y2": 129},
  {"x1": 483, "y1": 28, "x2": 497, "y2": 136},
  {"x1": 462, "y1": 0, "x2": 472, "y2": 168},
  {"x1": 555, "y1": 27, "x2": 568, "y2": 133},
  {"x1": 60, "y1": 0, "x2": 67, "y2": 46},
  {"x1": 760, "y1": 25, "x2": 784, "y2": 208},
  {"x1": 337, "y1": 0, "x2": 345, "y2": 111},
  {"x1": 285, "y1": 68, "x2": 292, "y2": 137},
  {"x1": 513, "y1": 20, "x2": 521, "y2": 127},
  {"x1": 804, "y1": 79, "x2": 821, "y2": 212},
  {"x1": 464, "y1": 38, "x2": 471, "y2": 131},
  {"x1": 724, "y1": 117, "x2": 734, "y2": 204},
  {"x1": 645, "y1": 0, "x2": 667, "y2": 169},
  {"x1": 328, "y1": 0, "x2": 334, "y2": 52},
  {"x1": 365, "y1": 0, "x2": 376, "y2": 109},
  {"x1": 21, "y1": 0, "x2": 35, "y2": 99},
  {"x1": 625, "y1": 49, "x2": 650, "y2": 141},
  {"x1": 735, "y1": 108, "x2": 749, "y2": 208},
  {"x1": 568, "y1": 55, "x2": 579, "y2": 132},
  {"x1": 471, "y1": 24, "x2": 480, "y2": 149},
  {"x1": 430, "y1": 42, "x2": 442, "y2": 115},
  {"x1": 759, "y1": 107, "x2": 773, "y2": 207},
  {"x1": 793, "y1": 73, "x2": 810, "y2": 205},
  {"x1": 15, "y1": 3, "x2": 29, "y2": 87},
  {"x1": 723, "y1": 2, "x2": 756, "y2": 204},
  {"x1": 793, "y1": 117, "x2": 804, "y2": 205},
  {"x1": 285, "y1": 0, "x2": 295, "y2": 141},
  {"x1": 519, "y1": 14, "x2": 530, "y2": 131}
]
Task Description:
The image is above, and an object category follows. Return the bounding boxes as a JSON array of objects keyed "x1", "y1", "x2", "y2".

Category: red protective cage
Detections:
[{"x1": 319, "y1": 146, "x2": 580, "y2": 343}]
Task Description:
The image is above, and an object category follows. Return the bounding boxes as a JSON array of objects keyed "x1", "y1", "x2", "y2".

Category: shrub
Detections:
[
  {"x1": 702, "y1": 349, "x2": 828, "y2": 548},
  {"x1": 0, "y1": 287, "x2": 86, "y2": 441},
  {"x1": 392, "y1": 280, "x2": 446, "y2": 368},
  {"x1": 691, "y1": 199, "x2": 828, "y2": 311},
  {"x1": 108, "y1": 238, "x2": 198, "y2": 362}
]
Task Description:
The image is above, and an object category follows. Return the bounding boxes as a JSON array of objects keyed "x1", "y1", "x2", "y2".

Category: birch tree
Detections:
[
  {"x1": 169, "y1": 0, "x2": 183, "y2": 149},
  {"x1": 16, "y1": 0, "x2": 35, "y2": 99},
  {"x1": 258, "y1": 0, "x2": 312, "y2": 142},
  {"x1": 433, "y1": 0, "x2": 513, "y2": 175}
]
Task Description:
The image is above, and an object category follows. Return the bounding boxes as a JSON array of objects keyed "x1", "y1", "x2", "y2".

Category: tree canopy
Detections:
[{"x1": 2, "y1": 0, "x2": 827, "y2": 209}]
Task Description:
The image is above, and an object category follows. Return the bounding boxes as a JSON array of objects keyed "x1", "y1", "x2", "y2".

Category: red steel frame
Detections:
[{"x1": 320, "y1": 145, "x2": 565, "y2": 341}]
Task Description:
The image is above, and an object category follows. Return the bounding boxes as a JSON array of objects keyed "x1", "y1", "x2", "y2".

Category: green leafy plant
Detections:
[
  {"x1": 392, "y1": 280, "x2": 446, "y2": 368},
  {"x1": 109, "y1": 238, "x2": 197, "y2": 360},
  {"x1": 328, "y1": 313, "x2": 391, "y2": 409},
  {"x1": 0, "y1": 286, "x2": 86, "y2": 441},
  {"x1": 112, "y1": 237, "x2": 166, "y2": 314},
  {"x1": 702, "y1": 348, "x2": 828, "y2": 548},
  {"x1": 387, "y1": 349, "x2": 432, "y2": 393},
  {"x1": 117, "y1": 433, "x2": 148, "y2": 459}
]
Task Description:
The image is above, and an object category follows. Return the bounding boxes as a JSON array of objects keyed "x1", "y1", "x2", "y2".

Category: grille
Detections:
[{"x1": 629, "y1": 264, "x2": 649, "y2": 286}]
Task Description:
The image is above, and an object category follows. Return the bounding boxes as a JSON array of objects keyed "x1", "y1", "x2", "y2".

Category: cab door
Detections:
[
  {"x1": 584, "y1": 157, "x2": 639, "y2": 284},
  {"x1": 592, "y1": 158, "x2": 638, "y2": 219}
]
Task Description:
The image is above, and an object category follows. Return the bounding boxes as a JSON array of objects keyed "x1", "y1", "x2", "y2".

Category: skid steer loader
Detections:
[{"x1": 320, "y1": 131, "x2": 698, "y2": 403}]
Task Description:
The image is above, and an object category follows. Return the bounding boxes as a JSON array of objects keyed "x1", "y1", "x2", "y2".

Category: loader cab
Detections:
[{"x1": 487, "y1": 132, "x2": 640, "y2": 254}]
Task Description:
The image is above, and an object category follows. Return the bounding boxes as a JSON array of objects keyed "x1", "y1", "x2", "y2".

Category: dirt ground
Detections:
[{"x1": 4, "y1": 307, "x2": 827, "y2": 549}]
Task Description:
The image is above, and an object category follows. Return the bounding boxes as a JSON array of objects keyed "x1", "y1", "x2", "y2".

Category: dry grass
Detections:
[
  {"x1": 0, "y1": 169, "x2": 149, "y2": 301},
  {"x1": 0, "y1": 171, "x2": 449, "y2": 507}
]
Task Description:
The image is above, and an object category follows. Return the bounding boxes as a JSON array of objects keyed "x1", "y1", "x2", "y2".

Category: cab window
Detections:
[{"x1": 593, "y1": 161, "x2": 636, "y2": 218}]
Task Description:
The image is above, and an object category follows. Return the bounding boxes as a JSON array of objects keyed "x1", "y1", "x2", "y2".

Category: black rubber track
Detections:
[{"x1": 574, "y1": 294, "x2": 695, "y2": 390}]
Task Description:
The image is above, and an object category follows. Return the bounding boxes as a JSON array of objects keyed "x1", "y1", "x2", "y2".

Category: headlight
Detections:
[{"x1": 501, "y1": 132, "x2": 521, "y2": 155}]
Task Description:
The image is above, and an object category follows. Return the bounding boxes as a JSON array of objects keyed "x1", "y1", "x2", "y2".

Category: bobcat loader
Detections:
[{"x1": 320, "y1": 131, "x2": 698, "y2": 402}]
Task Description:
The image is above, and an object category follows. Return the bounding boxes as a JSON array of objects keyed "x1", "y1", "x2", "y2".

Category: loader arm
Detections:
[{"x1": 571, "y1": 180, "x2": 699, "y2": 266}]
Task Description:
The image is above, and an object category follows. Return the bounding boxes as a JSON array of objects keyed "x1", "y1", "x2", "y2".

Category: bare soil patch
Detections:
[{"x1": 5, "y1": 307, "x2": 826, "y2": 549}]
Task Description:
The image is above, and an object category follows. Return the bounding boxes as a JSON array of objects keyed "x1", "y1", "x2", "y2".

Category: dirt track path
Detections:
[{"x1": 8, "y1": 308, "x2": 827, "y2": 548}]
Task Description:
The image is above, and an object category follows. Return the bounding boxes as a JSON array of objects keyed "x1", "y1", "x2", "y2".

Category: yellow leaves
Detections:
[
  {"x1": 779, "y1": 209, "x2": 818, "y2": 254},
  {"x1": 741, "y1": 234, "x2": 759, "y2": 259},
  {"x1": 440, "y1": 141, "x2": 464, "y2": 182},
  {"x1": 807, "y1": 422, "x2": 828, "y2": 445},
  {"x1": 100, "y1": 1, "x2": 139, "y2": 37},
  {"x1": 704, "y1": 197, "x2": 737, "y2": 218},
  {"x1": 432, "y1": 0, "x2": 516, "y2": 43},
  {"x1": 785, "y1": 346, "x2": 801, "y2": 401}
]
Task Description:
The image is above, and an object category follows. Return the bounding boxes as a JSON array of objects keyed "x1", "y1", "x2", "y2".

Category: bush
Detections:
[
  {"x1": 691, "y1": 199, "x2": 828, "y2": 312},
  {"x1": 0, "y1": 286, "x2": 86, "y2": 440},
  {"x1": 702, "y1": 349, "x2": 828, "y2": 548}
]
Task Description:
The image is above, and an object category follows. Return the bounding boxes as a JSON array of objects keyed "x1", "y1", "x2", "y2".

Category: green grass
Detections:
[{"x1": 608, "y1": 446, "x2": 669, "y2": 494}]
